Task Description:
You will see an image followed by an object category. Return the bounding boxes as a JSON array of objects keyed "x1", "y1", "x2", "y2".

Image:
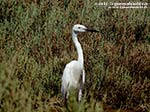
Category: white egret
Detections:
[{"x1": 61, "y1": 24, "x2": 98, "y2": 102}]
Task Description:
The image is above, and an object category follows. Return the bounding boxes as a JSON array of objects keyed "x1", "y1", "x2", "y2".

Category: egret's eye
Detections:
[{"x1": 78, "y1": 27, "x2": 81, "y2": 29}]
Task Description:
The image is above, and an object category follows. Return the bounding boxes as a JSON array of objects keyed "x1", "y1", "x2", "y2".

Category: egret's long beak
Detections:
[{"x1": 86, "y1": 28, "x2": 99, "y2": 32}]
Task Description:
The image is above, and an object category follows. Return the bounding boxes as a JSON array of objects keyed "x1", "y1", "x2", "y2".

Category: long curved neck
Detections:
[{"x1": 72, "y1": 31, "x2": 84, "y2": 66}]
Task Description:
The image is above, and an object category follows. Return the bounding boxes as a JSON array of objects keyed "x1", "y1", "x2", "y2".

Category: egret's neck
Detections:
[{"x1": 72, "y1": 31, "x2": 84, "y2": 66}]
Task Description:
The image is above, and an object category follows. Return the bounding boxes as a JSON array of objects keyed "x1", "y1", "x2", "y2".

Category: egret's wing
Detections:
[
  {"x1": 61, "y1": 85, "x2": 66, "y2": 99},
  {"x1": 61, "y1": 65, "x2": 71, "y2": 99},
  {"x1": 78, "y1": 69, "x2": 85, "y2": 101},
  {"x1": 82, "y1": 69, "x2": 85, "y2": 84},
  {"x1": 79, "y1": 69, "x2": 85, "y2": 90}
]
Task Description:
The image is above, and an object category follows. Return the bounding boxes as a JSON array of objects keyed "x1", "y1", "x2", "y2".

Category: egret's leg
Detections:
[
  {"x1": 66, "y1": 91, "x2": 69, "y2": 99},
  {"x1": 64, "y1": 91, "x2": 69, "y2": 106},
  {"x1": 78, "y1": 89, "x2": 82, "y2": 101}
]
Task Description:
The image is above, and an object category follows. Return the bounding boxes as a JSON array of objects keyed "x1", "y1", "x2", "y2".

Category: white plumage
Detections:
[{"x1": 61, "y1": 24, "x2": 98, "y2": 101}]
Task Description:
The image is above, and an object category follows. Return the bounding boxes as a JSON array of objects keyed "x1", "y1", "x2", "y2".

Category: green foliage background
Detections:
[{"x1": 0, "y1": 0, "x2": 150, "y2": 111}]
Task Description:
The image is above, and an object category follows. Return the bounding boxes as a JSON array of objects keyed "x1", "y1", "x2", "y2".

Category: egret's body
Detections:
[
  {"x1": 62, "y1": 61, "x2": 84, "y2": 98},
  {"x1": 61, "y1": 24, "x2": 97, "y2": 101}
]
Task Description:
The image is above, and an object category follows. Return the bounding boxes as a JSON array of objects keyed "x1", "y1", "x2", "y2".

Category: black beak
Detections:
[{"x1": 86, "y1": 29, "x2": 99, "y2": 32}]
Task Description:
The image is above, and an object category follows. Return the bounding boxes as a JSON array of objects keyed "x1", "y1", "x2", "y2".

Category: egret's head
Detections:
[
  {"x1": 72, "y1": 24, "x2": 98, "y2": 34},
  {"x1": 73, "y1": 24, "x2": 87, "y2": 33}
]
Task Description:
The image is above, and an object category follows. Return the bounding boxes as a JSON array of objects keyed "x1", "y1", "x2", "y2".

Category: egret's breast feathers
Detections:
[{"x1": 64, "y1": 60, "x2": 83, "y2": 88}]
